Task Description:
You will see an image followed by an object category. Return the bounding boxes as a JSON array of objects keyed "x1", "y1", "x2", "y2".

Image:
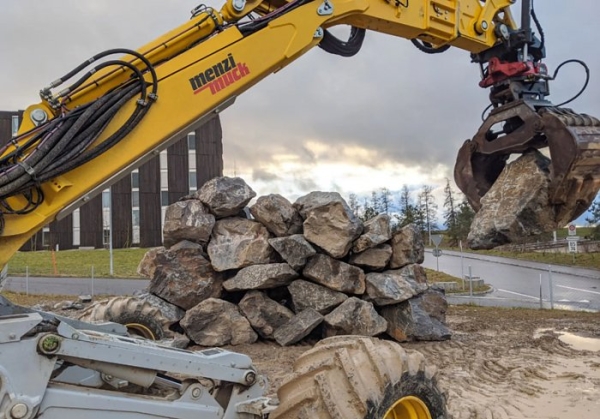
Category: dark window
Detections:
[
  {"x1": 187, "y1": 132, "x2": 196, "y2": 151},
  {"x1": 189, "y1": 171, "x2": 197, "y2": 189},
  {"x1": 132, "y1": 191, "x2": 140, "y2": 207},
  {"x1": 131, "y1": 172, "x2": 139, "y2": 189},
  {"x1": 161, "y1": 191, "x2": 169, "y2": 206}
]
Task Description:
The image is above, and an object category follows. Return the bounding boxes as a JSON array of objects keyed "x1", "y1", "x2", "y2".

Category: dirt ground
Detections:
[
  {"x1": 223, "y1": 306, "x2": 600, "y2": 419},
  {"x1": 8, "y1": 292, "x2": 599, "y2": 418}
]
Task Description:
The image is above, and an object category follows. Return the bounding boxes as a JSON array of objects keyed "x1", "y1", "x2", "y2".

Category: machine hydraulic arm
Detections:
[{"x1": 0, "y1": 0, "x2": 598, "y2": 269}]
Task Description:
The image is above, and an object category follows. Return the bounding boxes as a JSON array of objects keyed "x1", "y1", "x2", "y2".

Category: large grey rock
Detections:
[
  {"x1": 398, "y1": 263, "x2": 428, "y2": 285},
  {"x1": 288, "y1": 279, "x2": 348, "y2": 314},
  {"x1": 223, "y1": 263, "x2": 298, "y2": 291},
  {"x1": 323, "y1": 298, "x2": 387, "y2": 337},
  {"x1": 268, "y1": 235, "x2": 316, "y2": 271},
  {"x1": 181, "y1": 298, "x2": 258, "y2": 346},
  {"x1": 137, "y1": 247, "x2": 162, "y2": 278},
  {"x1": 390, "y1": 223, "x2": 424, "y2": 269},
  {"x1": 352, "y1": 214, "x2": 392, "y2": 253},
  {"x1": 364, "y1": 271, "x2": 423, "y2": 306},
  {"x1": 273, "y1": 309, "x2": 324, "y2": 347},
  {"x1": 207, "y1": 218, "x2": 274, "y2": 272},
  {"x1": 147, "y1": 241, "x2": 224, "y2": 310},
  {"x1": 349, "y1": 244, "x2": 392, "y2": 270},
  {"x1": 238, "y1": 291, "x2": 294, "y2": 339},
  {"x1": 249, "y1": 194, "x2": 303, "y2": 237},
  {"x1": 468, "y1": 150, "x2": 559, "y2": 250},
  {"x1": 303, "y1": 254, "x2": 365, "y2": 294},
  {"x1": 380, "y1": 291, "x2": 452, "y2": 342},
  {"x1": 134, "y1": 291, "x2": 185, "y2": 324},
  {"x1": 196, "y1": 176, "x2": 256, "y2": 218},
  {"x1": 420, "y1": 287, "x2": 448, "y2": 323},
  {"x1": 294, "y1": 192, "x2": 363, "y2": 258},
  {"x1": 163, "y1": 200, "x2": 215, "y2": 248}
]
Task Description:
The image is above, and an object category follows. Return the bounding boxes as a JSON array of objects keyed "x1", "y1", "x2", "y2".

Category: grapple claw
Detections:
[{"x1": 454, "y1": 101, "x2": 600, "y2": 226}]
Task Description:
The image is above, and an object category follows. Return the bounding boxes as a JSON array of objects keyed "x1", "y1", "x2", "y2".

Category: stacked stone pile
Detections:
[{"x1": 138, "y1": 176, "x2": 451, "y2": 347}]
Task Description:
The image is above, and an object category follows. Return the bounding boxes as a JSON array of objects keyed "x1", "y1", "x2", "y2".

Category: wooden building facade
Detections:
[{"x1": 0, "y1": 110, "x2": 223, "y2": 251}]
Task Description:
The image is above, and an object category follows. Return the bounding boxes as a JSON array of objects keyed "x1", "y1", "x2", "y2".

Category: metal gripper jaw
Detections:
[{"x1": 454, "y1": 100, "x2": 600, "y2": 226}]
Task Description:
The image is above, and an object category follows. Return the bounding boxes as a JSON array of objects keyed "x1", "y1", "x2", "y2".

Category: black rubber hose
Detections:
[
  {"x1": 51, "y1": 48, "x2": 158, "y2": 95},
  {"x1": 551, "y1": 59, "x2": 590, "y2": 107},
  {"x1": 319, "y1": 27, "x2": 366, "y2": 57},
  {"x1": 411, "y1": 39, "x2": 450, "y2": 54},
  {"x1": 60, "y1": 60, "x2": 149, "y2": 102}
]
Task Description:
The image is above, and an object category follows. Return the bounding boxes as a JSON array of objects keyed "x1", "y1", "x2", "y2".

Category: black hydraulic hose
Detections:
[
  {"x1": 411, "y1": 39, "x2": 450, "y2": 54},
  {"x1": 551, "y1": 59, "x2": 590, "y2": 107},
  {"x1": 49, "y1": 48, "x2": 158, "y2": 96},
  {"x1": 531, "y1": 5, "x2": 545, "y2": 51},
  {"x1": 319, "y1": 27, "x2": 366, "y2": 57},
  {"x1": 60, "y1": 59, "x2": 149, "y2": 102},
  {"x1": 40, "y1": 85, "x2": 146, "y2": 180}
]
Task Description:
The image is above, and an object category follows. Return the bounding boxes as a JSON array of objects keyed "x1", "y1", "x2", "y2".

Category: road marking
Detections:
[
  {"x1": 496, "y1": 289, "x2": 540, "y2": 300},
  {"x1": 556, "y1": 285, "x2": 600, "y2": 296}
]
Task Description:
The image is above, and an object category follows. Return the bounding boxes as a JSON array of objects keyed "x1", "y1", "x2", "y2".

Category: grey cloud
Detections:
[
  {"x1": 252, "y1": 168, "x2": 280, "y2": 182},
  {"x1": 2, "y1": 1, "x2": 599, "y2": 187}
]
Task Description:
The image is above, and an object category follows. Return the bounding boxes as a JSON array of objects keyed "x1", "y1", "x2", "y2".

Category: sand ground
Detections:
[{"x1": 224, "y1": 306, "x2": 600, "y2": 418}]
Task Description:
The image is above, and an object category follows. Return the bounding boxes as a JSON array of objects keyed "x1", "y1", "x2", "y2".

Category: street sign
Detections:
[
  {"x1": 432, "y1": 235, "x2": 443, "y2": 247},
  {"x1": 432, "y1": 248, "x2": 443, "y2": 257},
  {"x1": 566, "y1": 236, "x2": 580, "y2": 241},
  {"x1": 568, "y1": 224, "x2": 577, "y2": 236},
  {"x1": 568, "y1": 240, "x2": 577, "y2": 253}
]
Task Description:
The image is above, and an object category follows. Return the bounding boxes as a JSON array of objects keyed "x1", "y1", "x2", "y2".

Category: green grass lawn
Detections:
[{"x1": 7, "y1": 248, "x2": 150, "y2": 278}]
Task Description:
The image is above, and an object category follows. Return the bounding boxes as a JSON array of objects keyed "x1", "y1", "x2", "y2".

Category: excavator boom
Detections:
[{"x1": 0, "y1": 0, "x2": 598, "y2": 264}]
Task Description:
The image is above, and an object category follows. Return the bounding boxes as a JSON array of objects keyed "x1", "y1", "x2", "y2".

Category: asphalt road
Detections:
[
  {"x1": 2, "y1": 250, "x2": 599, "y2": 311},
  {"x1": 423, "y1": 249, "x2": 600, "y2": 311}
]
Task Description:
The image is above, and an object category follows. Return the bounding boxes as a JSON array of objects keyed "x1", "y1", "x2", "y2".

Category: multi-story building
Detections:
[{"x1": 0, "y1": 110, "x2": 223, "y2": 251}]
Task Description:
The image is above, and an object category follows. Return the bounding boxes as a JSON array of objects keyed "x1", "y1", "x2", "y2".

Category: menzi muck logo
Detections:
[{"x1": 189, "y1": 54, "x2": 250, "y2": 95}]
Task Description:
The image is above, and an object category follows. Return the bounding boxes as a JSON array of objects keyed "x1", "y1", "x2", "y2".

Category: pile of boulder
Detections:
[{"x1": 137, "y1": 176, "x2": 451, "y2": 347}]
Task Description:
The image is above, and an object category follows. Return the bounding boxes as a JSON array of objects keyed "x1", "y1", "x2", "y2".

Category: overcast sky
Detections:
[{"x1": 1, "y1": 1, "x2": 598, "y2": 223}]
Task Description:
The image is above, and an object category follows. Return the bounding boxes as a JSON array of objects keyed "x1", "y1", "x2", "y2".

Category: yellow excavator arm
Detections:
[{"x1": 0, "y1": 0, "x2": 597, "y2": 267}]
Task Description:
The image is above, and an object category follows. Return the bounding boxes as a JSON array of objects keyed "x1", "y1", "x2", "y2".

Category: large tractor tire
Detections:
[
  {"x1": 270, "y1": 336, "x2": 448, "y2": 419},
  {"x1": 77, "y1": 296, "x2": 174, "y2": 340}
]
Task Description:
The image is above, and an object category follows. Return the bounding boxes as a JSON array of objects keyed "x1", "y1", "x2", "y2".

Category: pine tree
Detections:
[
  {"x1": 379, "y1": 187, "x2": 392, "y2": 214},
  {"x1": 348, "y1": 193, "x2": 360, "y2": 217},
  {"x1": 361, "y1": 197, "x2": 378, "y2": 221},
  {"x1": 397, "y1": 185, "x2": 416, "y2": 227},
  {"x1": 419, "y1": 185, "x2": 438, "y2": 245},
  {"x1": 454, "y1": 198, "x2": 475, "y2": 242},
  {"x1": 443, "y1": 179, "x2": 458, "y2": 245},
  {"x1": 585, "y1": 194, "x2": 600, "y2": 239}
]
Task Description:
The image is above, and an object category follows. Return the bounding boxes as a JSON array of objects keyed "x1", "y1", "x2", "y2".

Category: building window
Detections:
[
  {"x1": 160, "y1": 151, "x2": 168, "y2": 169},
  {"x1": 160, "y1": 171, "x2": 168, "y2": 189},
  {"x1": 131, "y1": 171, "x2": 139, "y2": 189},
  {"x1": 102, "y1": 190, "x2": 110, "y2": 208},
  {"x1": 11, "y1": 115, "x2": 19, "y2": 136},
  {"x1": 73, "y1": 209, "x2": 80, "y2": 247},
  {"x1": 132, "y1": 191, "x2": 140, "y2": 207},
  {"x1": 187, "y1": 132, "x2": 196, "y2": 151},
  {"x1": 189, "y1": 171, "x2": 197, "y2": 190},
  {"x1": 132, "y1": 209, "x2": 140, "y2": 227}
]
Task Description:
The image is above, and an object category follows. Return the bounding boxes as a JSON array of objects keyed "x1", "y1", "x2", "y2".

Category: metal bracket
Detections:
[
  {"x1": 317, "y1": 0, "x2": 333, "y2": 16},
  {"x1": 314, "y1": 27, "x2": 324, "y2": 39}
]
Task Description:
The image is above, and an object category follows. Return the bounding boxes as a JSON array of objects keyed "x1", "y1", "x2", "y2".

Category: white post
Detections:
[
  {"x1": 460, "y1": 241, "x2": 465, "y2": 291},
  {"x1": 91, "y1": 265, "x2": 95, "y2": 297},
  {"x1": 25, "y1": 266, "x2": 29, "y2": 296},
  {"x1": 548, "y1": 265, "x2": 554, "y2": 310},
  {"x1": 468, "y1": 265, "x2": 473, "y2": 297},
  {"x1": 539, "y1": 273, "x2": 543, "y2": 309}
]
